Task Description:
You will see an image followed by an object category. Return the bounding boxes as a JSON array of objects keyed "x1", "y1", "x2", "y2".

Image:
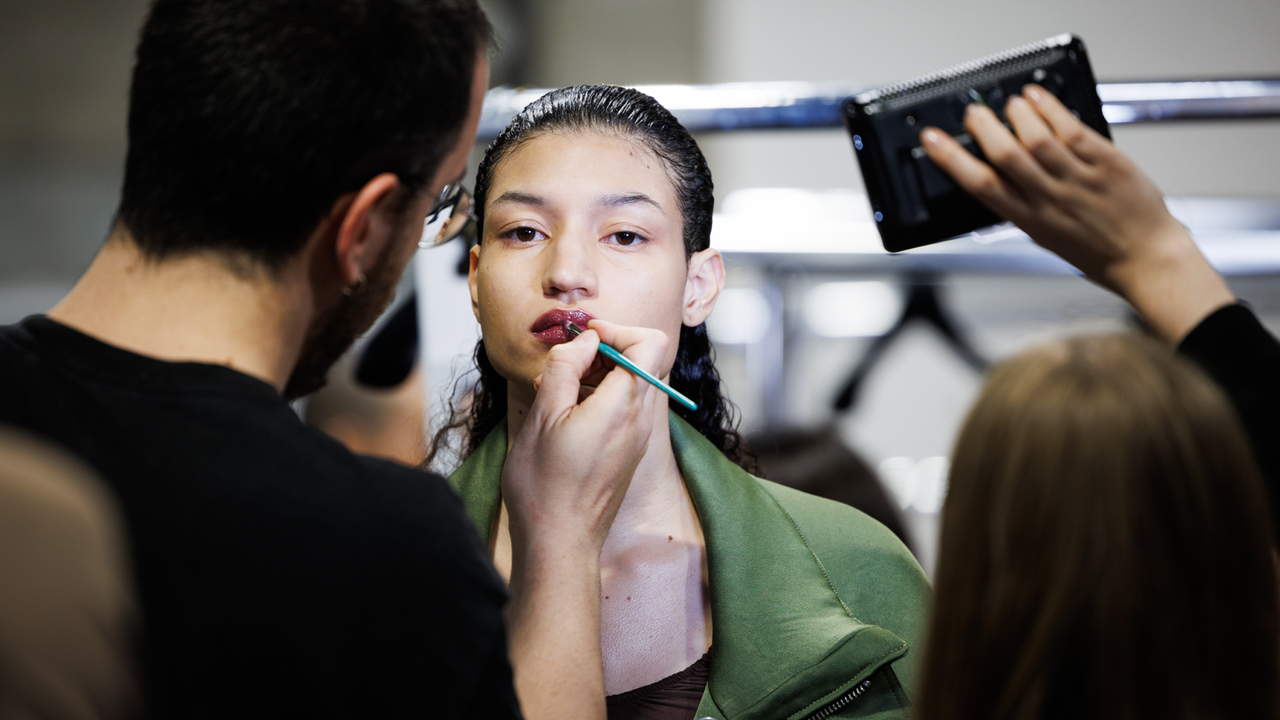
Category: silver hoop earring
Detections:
[{"x1": 342, "y1": 273, "x2": 368, "y2": 298}]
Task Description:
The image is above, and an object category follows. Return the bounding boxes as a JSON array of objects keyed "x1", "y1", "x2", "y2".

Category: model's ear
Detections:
[
  {"x1": 467, "y1": 243, "x2": 482, "y2": 321},
  {"x1": 332, "y1": 173, "x2": 404, "y2": 288},
  {"x1": 683, "y1": 248, "x2": 725, "y2": 327}
]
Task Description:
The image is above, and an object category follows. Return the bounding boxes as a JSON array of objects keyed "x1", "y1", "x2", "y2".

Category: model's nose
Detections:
[{"x1": 541, "y1": 232, "x2": 597, "y2": 303}]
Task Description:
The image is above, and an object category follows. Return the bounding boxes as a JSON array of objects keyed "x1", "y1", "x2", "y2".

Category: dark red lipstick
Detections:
[{"x1": 531, "y1": 308, "x2": 596, "y2": 344}]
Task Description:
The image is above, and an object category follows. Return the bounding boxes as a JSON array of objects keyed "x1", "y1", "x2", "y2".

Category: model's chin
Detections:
[
  {"x1": 486, "y1": 334, "x2": 605, "y2": 402},
  {"x1": 491, "y1": 354, "x2": 545, "y2": 400}
]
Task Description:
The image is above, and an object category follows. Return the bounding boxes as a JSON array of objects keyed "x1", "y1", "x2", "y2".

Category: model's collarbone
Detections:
[{"x1": 599, "y1": 531, "x2": 711, "y2": 696}]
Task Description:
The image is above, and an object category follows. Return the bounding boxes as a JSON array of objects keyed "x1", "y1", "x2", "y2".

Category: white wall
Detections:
[{"x1": 0, "y1": 0, "x2": 146, "y2": 321}]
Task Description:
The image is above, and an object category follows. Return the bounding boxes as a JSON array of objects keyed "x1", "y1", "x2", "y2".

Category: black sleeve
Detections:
[
  {"x1": 1178, "y1": 303, "x2": 1280, "y2": 537},
  {"x1": 346, "y1": 459, "x2": 522, "y2": 719},
  {"x1": 461, "y1": 622, "x2": 523, "y2": 720}
]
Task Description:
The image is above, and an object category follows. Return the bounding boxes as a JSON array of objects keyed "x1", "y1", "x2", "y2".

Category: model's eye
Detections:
[
  {"x1": 610, "y1": 231, "x2": 644, "y2": 246},
  {"x1": 501, "y1": 226, "x2": 545, "y2": 243}
]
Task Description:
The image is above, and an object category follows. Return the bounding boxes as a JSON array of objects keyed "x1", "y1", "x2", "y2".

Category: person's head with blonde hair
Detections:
[
  {"x1": 0, "y1": 429, "x2": 140, "y2": 720},
  {"x1": 918, "y1": 333, "x2": 1278, "y2": 720}
]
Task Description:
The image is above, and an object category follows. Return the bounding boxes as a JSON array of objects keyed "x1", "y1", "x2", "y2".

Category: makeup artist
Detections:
[{"x1": 0, "y1": 2, "x2": 662, "y2": 718}]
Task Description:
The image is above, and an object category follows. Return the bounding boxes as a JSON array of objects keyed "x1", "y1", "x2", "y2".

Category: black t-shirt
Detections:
[{"x1": 0, "y1": 316, "x2": 520, "y2": 720}]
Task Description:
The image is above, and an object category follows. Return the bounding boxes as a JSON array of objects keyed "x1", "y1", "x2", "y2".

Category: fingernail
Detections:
[
  {"x1": 921, "y1": 129, "x2": 940, "y2": 146},
  {"x1": 1024, "y1": 86, "x2": 1043, "y2": 102}
]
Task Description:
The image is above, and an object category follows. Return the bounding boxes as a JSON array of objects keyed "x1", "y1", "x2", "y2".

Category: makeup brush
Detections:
[{"x1": 564, "y1": 322, "x2": 698, "y2": 412}]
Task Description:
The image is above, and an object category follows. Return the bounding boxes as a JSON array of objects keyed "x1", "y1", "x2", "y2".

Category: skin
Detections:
[
  {"x1": 45, "y1": 53, "x2": 651, "y2": 720},
  {"x1": 308, "y1": 364, "x2": 430, "y2": 467},
  {"x1": 468, "y1": 129, "x2": 727, "y2": 695},
  {"x1": 921, "y1": 84, "x2": 1235, "y2": 342}
]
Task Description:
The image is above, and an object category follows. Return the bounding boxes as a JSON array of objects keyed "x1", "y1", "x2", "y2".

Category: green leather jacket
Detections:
[{"x1": 449, "y1": 412, "x2": 933, "y2": 720}]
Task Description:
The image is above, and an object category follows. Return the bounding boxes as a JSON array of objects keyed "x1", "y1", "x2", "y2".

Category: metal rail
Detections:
[{"x1": 478, "y1": 79, "x2": 1280, "y2": 139}]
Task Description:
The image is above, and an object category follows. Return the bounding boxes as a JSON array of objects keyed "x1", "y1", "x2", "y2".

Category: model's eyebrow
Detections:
[
  {"x1": 489, "y1": 191, "x2": 545, "y2": 209},
  {"x1": 599, "y1": 193, "x2": 665, "y2": 215},
  {"x1": 488, "y1": 191, "x2": 665, "y2": 215}
]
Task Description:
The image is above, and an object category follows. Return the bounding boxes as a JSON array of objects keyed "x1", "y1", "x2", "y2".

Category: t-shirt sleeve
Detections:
[
  {"x1": 350, "y1": 458, "x2": 520, "y2": 718},
  {"x1": 1178, "y1": 302, "x2": 1280, "y2": 536},
  {"x1": 460, "y1": 620, "x2": 523, "y2": 720}
]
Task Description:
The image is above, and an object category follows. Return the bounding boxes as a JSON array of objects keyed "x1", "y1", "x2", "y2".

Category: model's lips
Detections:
[{"x1": 531, "y1": 308, "x2": 597, "y2": 345}]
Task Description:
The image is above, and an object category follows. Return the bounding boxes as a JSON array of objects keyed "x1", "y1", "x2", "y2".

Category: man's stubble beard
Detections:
[{"x1": 282, "y1": 232, "x2": 411, "y2": 401}]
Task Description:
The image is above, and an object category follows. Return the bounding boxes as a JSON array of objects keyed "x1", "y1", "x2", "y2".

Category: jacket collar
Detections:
[
  {"x1": 450, "y1": 413, "x2": 907, "y2": 720},
  {"x1": 449, "y1": 419, "x2": 507, "y2": 539}
]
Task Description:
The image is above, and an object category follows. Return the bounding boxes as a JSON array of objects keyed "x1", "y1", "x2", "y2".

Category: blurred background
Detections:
[{"x1": 4, "y1": 0, "x2": 1280, "y2": 575}]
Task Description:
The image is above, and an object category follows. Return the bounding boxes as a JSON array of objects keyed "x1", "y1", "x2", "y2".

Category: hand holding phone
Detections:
[
  {"x1": 922, "y1": 83, "x2": 1235, "y2": 343},
  {"x1": 844, "y1": 34, "x2": 1110, "y2": 252}
]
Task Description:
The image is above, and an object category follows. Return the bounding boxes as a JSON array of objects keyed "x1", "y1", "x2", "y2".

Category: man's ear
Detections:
[
  {"x1": 683, "y1": 248, "x2": 725, "y2": 327},
  {"x1": 467, "y1": 243, "x2": 482, "y2": 321},
  {"x1": 333, "y1": 173, "x2": 404, "y2": 287}
]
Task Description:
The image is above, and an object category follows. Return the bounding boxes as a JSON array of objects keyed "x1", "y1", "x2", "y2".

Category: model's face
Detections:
[{"x1": 470, "y1": 130, "x2": 703, "y2": 392}]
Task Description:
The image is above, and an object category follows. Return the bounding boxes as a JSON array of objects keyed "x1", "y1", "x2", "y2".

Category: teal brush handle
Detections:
[{"x1": 565, "y1": 323, "x2": 698, "y2": 412}]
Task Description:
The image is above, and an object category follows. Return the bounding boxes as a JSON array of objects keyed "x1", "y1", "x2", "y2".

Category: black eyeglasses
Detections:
[{"x1": 419, "y1": 182, "x2": 476, "y2": 248}]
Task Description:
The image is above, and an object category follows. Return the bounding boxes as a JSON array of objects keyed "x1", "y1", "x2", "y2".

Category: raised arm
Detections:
[
  {"x1": 499, "y1": 320, "x2": 667, "y2": 720},
  {"x1": 920, "y1": 84, "x2": 1235, "y2": 342},
  {"x1": 921, "y1": 85, "x2": 1280, "y2": 535}
]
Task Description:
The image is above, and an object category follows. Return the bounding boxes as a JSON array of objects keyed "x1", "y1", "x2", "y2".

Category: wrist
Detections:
[
  {"x1": 507, "y1": 501, "x2": 608, "y2": 552},
  {"x1": 1110, "y1": 219, "x2": 1235, "y2": 343},
  {"x1": 508, "y1": 524, "x2": 602, "y2": 585},
  {"x1": 1105, "y1": 214, "x2": 1190, "y2": 293}
]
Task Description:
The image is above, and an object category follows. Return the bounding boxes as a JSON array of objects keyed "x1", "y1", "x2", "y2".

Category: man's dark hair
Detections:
[{"x1": 118, "y1": 0, "x2": 492, "y2": 271}]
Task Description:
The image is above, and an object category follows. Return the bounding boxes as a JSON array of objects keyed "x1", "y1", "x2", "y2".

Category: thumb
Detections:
[{"x1": 530, "y1": 331, "x2": 600, "y2": 418}]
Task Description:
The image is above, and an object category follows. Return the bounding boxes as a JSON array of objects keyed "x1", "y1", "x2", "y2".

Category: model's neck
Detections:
[
  {"x1": 47, "y1": 230, "x2": 314, "y2": 393},
  {"x1": 499, "y1": 376, "x2": 711, "y2": 694}
]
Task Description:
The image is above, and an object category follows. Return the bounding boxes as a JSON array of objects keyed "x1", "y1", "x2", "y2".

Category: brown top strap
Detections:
[{"x1": 606, "y1": 652, "x2": 712, "y2": 720}]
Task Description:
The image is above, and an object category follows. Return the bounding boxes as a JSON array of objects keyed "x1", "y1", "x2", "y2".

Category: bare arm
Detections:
[
  {"x1": 500, "y1": 320, "x2": 667, "y2": 720},
  {"x1": 920, "y1": 84, "x2": 1235, "y2": 342}
]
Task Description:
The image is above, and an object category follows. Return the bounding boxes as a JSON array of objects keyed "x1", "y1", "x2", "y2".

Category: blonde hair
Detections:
[{"x1": 917, "y1": 333, "x2": 1277, "y2": 720}]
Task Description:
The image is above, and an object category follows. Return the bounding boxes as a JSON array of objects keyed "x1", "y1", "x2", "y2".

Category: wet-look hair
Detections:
[
  {"x1": 431, "y1": 85, "x2": 759, "y2": 475},
  {"x1": 117, "y1": 0, "x2": 491, "y2": 271},
  {"x1": 917, "y1": 333, "x2": 1278, "y2": 720}
]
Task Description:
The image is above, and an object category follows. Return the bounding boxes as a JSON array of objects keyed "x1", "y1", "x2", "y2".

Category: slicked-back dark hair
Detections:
[
  {"x1": 117, "y1": 0, "x2": 491, "y2": 271},
  {"x1": 474, "y1": 85, "x2": 715, "y2": 262},
  {"x1": 429, "y1": 85, "x2": 759, "y2": 476}
]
